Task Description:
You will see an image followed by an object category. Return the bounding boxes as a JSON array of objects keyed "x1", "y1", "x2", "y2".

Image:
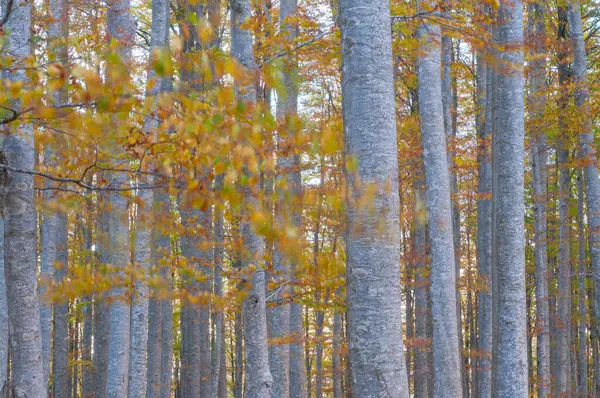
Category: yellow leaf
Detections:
[
  {"x1": 215, "y1": 162, "x2": 226, "y2": 175},
  {"x1": 197, "y1": 19, "x2": 215, "y2": 45}
]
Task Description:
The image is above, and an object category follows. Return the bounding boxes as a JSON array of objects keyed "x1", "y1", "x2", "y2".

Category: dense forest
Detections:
[{"x1": 2, "y1": 0, "x2": 600, "y2": 396}]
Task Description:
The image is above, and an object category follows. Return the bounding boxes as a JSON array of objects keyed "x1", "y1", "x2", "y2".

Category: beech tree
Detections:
[
  {"x1": 491, "y1": 0, "x2": 528, "y2": 396},
  {"x1": 340, "y1": 0, "x2": 409, "y2": 396},
  {"x1": 416, "y1": 1, "x2": 463, "y2": 396}
]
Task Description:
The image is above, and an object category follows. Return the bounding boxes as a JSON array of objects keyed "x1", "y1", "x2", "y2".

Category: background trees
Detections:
[{"x1": 3, "y1": 0, "x2": 600, "y2": 397}]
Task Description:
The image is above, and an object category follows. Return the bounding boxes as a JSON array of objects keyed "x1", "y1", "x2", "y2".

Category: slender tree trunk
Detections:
[
  {"x1": 490, "y1": 1, "x2": 527, "y2": 396},
  {"x1": 340, "y1": 0, "x2": 410, "y2": 396},
  {"x1": 2, "y1": 0, "x2": 46, "y2": 395},
  {"x1": 94, "y1": 262, "x2": 110, "y2": 395},
  {"x1": 53, "y1": 215, "x2": 69, "y2": 398},
  {"x1": 214, "y1": 174, "x2": 227, "y2": 398},
  {"x1": 92, "y1": 204, "x2": 110, "y2": 396},
  {"x1": 556, "y1": 4, "x2": 572, "y2": 393},
  {"x1": 81, "y1": 211, "x2": 94, "y2": 398},
  {"x1": 304, "y1": 305, "x2": 312, "y2": 398},
  {"x1": 414, "y1": 166, "x2": 430, "y2": 398},
  {"x1": 270, "y1": 0, "x2": 300, "y2": 395},
  {"x1": 160, "y1": 264, "x2": 174, "y2": 398},
  {"x1": 556, "y1": 126, "x2": 572, "y2": 396},
  {"x1": 105, "y1": 0, "x2": 135, "y2": 395},
  {"x1": 47, "y1": 2, "x2": 70, "y2": 395},
  {"x1": 578, "y1": 169, "x2": 588, "y2": 398},
  {"x1": 527, "y1": 2, "x2": 551, "y2": 396},
  {"x1": 442, "y1": 31, "x2": 465, "y2": 397},
  {"x1": 40, "y1": 200, "x2": 57, "y2": 391},
  {"x1": 416, "y1": 1, "x2": 463, "y2": 396},
  {"x1": 313, "y1": 165, "x2": 325, "y2": 398},
  {"x1": 234, "y1": 311, "x2": 243, "y2": 398},
  {"x1": 129, "y1": 1, "x2": 169, "y2": 396},
  {"x1": 231, "y1": 1, "x2": 273, "y2": 396},
  {"x1": 476, "y1": 19, "x2": 493, "y2": 396},
  {"x1": 41, "y1": 0, "x2": 69, "y2": 389},
  {"x1": 0, "y1": 220, "x2": 7, "y2": 393},
  {"x1": 332, "y1": 302, "x2": 343, "y2": 398}
]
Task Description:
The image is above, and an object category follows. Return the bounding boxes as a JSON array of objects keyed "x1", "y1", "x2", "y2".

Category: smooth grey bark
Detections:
[
  {"x1": 289, "y1": 302, "x2": 304, "y2": 398},
  {"x1": 332, "y1": 306, "x2": 342, "y2": 398},
  {"x1": 476, "y1": 29, "x2": 493, "y2": 398},
  {"x1": 340, "y1": 0, "x2": 409, "y2": 396},
  {"x1": 42, "y1": 0, "x2": 69, "y2": 391},
  {"x1": 303, "y1": 306, "x2": 311, "y2": 398},
  {"x1": 81, "y1": 211, "x2": 94, "y2": 398},
  {"x1": 270, "y1": 0, "x2": 302, "y2": 395},
  {"x1": 93, "y1": 208, "x2": 110, "y2": 397},
  {"x1": 0, "y1": 221, "x2": 7, "y2": 392},
  {"x1": 414, "y1": 167, "x2": 430, "y2": 398},
  {"x1": 105, "y1": 0, "x2": 135, "y2": 396},
  {"x1": 53, "y1": 215, "x2": 69, "y2": 398},
  {"x1": 577, "y1": 175, "x2": 588, "y2": 395},
  {"x1": 231, "y1": 1, "x2": 273, "y2": 396},
  {"x1": 40, "y1": 200, "x2": 57, "y2": 391},
  {"x1": 557, "y1": 113, "x2": 572, "y2": 397},
  {"x1": 146, "y1": 295, "x2": 162, "y2": 398},
  {"x1": 213, "y1": 174, "x2": 227, "y2": 398},
  {"x1": 234, "y1": 310, "x2": 243, "y2": 398},
  {"x1": 442, "y1": 32, "x2": 464, "y2": 394},
  {"x1": 159, "y1": 263, "x2": 173, "y2": 398},
  {"x1": 577, "y1": 169, "x2": 588, "y2": 398},
  {"x1": 415, "y1": 2, "x2": 463, "y2": 396},
  {"x1": 128, "y1": 173, "x2": 152, "y2": 398},
  {"x1": 566, "y1": 5, "x2": 600, "y2": 381},
  {"x1": 528, "y1": 2, "x2": 551, "y2": 396},
  {"x1": 129, "y1": 1, "x2": 169, "y2": 396},
  {"x1": 1, "y1": 0, "x2": 46, "y2": 396},
  {"x1": 269, "y1": 0, "x2": 299, "y2": 395},
  {"x1": 556, "y1": 4, "x2": 572, "y2": 393},
  {"x1": 490, "y1": 1, "x2": 528, "y2": 397}
]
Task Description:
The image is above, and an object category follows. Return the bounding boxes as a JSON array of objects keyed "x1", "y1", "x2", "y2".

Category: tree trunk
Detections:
[
  {"x1": 332, "y1": 305, "x2": 343, "y2": 398},
  {"x1": 270, "y1": 0, "x2": 300, "y2": 395},
  {"x1": 578, "y1": 169, "x2": 588, "y2": 398},
  {"x1": 476, "y1": 18, "x2": 493, "y2": 396},
  {"x1": 231, "y1": 1, "x2": 273, "y2": 396},
  {"x1": 0, "y1": 220, "x2": 7, "y2": 393},
  {"x1": 556, "y1": 4, "x2": 573, "y2": 393},
  {"x1": 2, "y1": 0, "x2": 46, "y2": 395},
  {"x1": 51, "y1": 213, "x2": 69, "y2": 398},
  {"x1": 528, "y1": 2, "x2": 551, "y2": 396},
  {"x1": 105, "y1": 0, "x2": 135, "y2": 395},
  {"x1": 490, "y1": 1, "x2": 528, "y2": 396},
  {"x1": 160, "y1": 264, "x2": 174, "y2": 398},
  {"x1": 40, "y1": 200, "x2": 57, "y2": 391},
  {"x1": 414, "y1": 166, "x2": 430, "y2": 398},
  {"x1": 442, "y1": 32, "x2": 465, "y2": 397},
  {"x1": 416, "y1": 1, "x2": 463, "y2": 396},
  {"x1": 92, "y1": 207, "x2": 110, "y2": 397},
  {"x1": 129, "y1": 1, "x2": 169, "y2": 396},
  {"x1": 214, "y1": 174, "x2": 227, "y2": 398},
  {"x1": 234, "y1": 311, "x2": 243, "y2": 398},
  {"x1": 340, "y1": 0, "x2": 410, "y2": 396}
]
